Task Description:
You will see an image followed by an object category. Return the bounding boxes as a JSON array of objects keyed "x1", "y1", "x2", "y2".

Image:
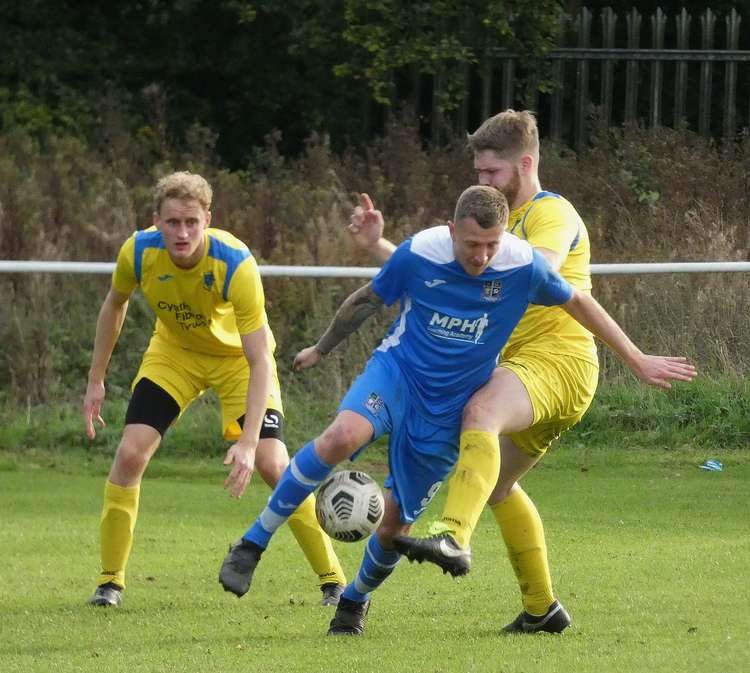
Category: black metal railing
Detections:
[{"x1": 428, "y1": 7, "x2": 750, "y2": 149}]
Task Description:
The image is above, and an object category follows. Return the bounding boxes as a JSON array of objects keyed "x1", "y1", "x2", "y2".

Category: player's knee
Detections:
[
  {"x1": 255, "y1": 457, "x2": 288, "y2": 486},
  {"x1": 316, "y1": 424, "x2": 361, "y2": 462},
  {"x1": 462, "y1": 397, "x2": 499, "y2": 432},
  {"x1": 113, "y1": 441, "x2": 152, "y2": 480},
  {"x1": 254, "y1": 438, "x2": 290, "y2": 485}
]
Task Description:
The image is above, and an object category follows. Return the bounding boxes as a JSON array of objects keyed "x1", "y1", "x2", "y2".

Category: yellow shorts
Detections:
[
  {"x1": 500, "y1": 351, "x2": 599, "y2": 457},
  {"x1": 133, "y1": 333, "x2": 283, "y2": 440}
]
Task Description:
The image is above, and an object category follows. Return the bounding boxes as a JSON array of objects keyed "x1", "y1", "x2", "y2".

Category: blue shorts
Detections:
[{"x1": 338, "y1": 352, "x2": 460, "y2": 523}]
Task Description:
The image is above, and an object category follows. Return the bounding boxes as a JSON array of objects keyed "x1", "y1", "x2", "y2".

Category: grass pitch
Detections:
[{"x1": 1, "y1": 447, "x2": 748, "y2": 673}]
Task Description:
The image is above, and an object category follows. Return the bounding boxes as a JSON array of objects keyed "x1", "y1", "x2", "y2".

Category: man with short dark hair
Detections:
[
  {"x1": 350, "y1": 109, "x2": 695, "y2": 633},
  {"x1": 219, "y1": 184, "x2": 694, "y2": 636}
]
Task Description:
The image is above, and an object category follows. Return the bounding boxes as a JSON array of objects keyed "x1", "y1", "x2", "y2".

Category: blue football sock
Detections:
[
  {"x1": 342, "y1": 535, "x2": 401, "y2": 603},
  {"x1": 243, "y1": 441, "x2": 333, "y2": 549}
]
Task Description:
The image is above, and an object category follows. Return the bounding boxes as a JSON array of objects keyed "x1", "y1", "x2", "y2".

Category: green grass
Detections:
[
  {"x1": 1, "y1": 445, "x2": 748, "y2": 673},
  {"x1": 0, "y1": 377, "x2": 748, "y2": 466}
]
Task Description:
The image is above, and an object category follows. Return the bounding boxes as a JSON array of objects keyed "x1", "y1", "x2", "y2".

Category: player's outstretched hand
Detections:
[
  {"x1": 348, "y1": 193, "x2": 384, "y2": 250},
  {"x1": 223, "y1": 440, "x2": 256, "y2": 498},
  {"x1": 83, "y1": 380, "x2": 107, "y2": 439},
  {"x1": 293, "y1": 345, "x2": 322, "y2": 373},
  {"x1": 632, "y1": 355, "x2": 697, "y2": 390}
]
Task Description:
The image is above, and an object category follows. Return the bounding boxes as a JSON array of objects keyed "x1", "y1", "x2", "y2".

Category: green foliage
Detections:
[
  {"x1": 0, "y1": 120, "x2": 748, "y2": 408},
  {"x1": 0, "y1": 1, "x2": 568, "y2": 159},
  {"x1": 336, "y1": 0, "x2": 565, "y2": 110},
  {"x1": 0, "y1": 1, "x2": 372, "y2": 163},
  {"x1": 3, "y1": 1, "x2": 748, "y2": 168},
  {"x1": 1, "y1": 377, "x2": 747, "y2": 461},
  {"x1": 540, "y1": 123, "x2": 750, "y2": 378},
  {"x1": 568, "y1": 377, "x2": 750, "y2": 453}
]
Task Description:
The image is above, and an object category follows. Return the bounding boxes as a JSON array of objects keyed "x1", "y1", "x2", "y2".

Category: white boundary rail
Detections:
[{"x1": 0, "y1": 261, "x2": 749, "y2": 276}]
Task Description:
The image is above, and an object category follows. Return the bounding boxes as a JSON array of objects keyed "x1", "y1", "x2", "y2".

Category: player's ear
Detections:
[
  {"x1": 519, "y1": 153, "x2": 534, "y2": 175},
  {"x1": 204, "y1": 209, "x2": 212, "y2": 228},
  {"x1": 152, "y1": 210, "x2": 160, "y2": 228},
  {"x1": 448, "y1": 220, "x2": 456, "y2": 239}
]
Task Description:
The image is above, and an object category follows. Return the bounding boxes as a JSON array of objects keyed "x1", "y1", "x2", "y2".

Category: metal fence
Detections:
[
  {"x1": 1, "y1": 261, "x2": 749, "y2": 277},
  {"x1": 437, "y1": 7, "x2": 750, "y2": 149}
]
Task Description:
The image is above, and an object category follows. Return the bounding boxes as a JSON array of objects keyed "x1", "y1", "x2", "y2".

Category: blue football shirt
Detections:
[{"x1": 370, "y1": 225, "x2": 573, "y2": 420}]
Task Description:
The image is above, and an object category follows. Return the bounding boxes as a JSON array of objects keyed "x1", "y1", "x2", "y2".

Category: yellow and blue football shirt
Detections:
[
  {"x1": 112, "y1": 227, "x2": 274, "y2": 356},
  {"x1": 503, "y1": 191, "x2": 597, "y2": 365}
]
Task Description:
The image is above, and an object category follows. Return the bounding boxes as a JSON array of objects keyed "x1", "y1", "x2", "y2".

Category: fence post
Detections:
[
  {"x1": 409, "y1": 64, "x2": 422, "y2": 117},
  {"x1": 600, "y1": 7, "x2": 617, "y2": 128},
  {"x1": 431, "y1": 66, "x2": 444, "y2": 146},
  {"x1": 480, "y1": 50, "x2": 492, "y2": 122},
  {"x1": 550, "y1": 14, "x2": 568, "y2": 143},
  {"x1": 575, "y1": 7, "x2": 592, "y2": 151},
  {"x1": 674, "y1": 8, "x2": 691, "y2": 128},
  {"x1": 649, "y1": 8, "x2": 667, "y2": 128},
  {"x1": 550, "y1": 59, "x2": 564, "y2": 142},
  {"x1": 502, "y1": 56, "x2": 515, "y2": 109},
  {"x1": 526, "y1": 64, "x2": 540, "y2": 115},
  {"x1": 724, "y1": 9, "x2": 741, "y2": 140},
  {"x1": 458, "y1": 61, "x2": 470, "y2": 134},
  {"x1": 699, "y1": 8, "x2": 717, "y2": 136},
  {"x1": 625, "y1": 8, "x2": 642, "y2": 125}
]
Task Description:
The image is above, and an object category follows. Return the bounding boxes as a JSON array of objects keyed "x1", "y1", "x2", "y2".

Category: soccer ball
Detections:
[{"x1": 315, "y1": 470, "x2": 385, "y2": 542}]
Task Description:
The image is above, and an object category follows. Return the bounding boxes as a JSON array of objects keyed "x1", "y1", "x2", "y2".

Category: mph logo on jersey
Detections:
[{"x1": 427, "y1": 311, "x2": 489, "y2": 344}]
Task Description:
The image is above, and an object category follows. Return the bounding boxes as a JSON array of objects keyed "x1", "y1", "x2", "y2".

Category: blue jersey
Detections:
[{"x1": 370, "y1": 225, "x2": 573, "y2": 420}]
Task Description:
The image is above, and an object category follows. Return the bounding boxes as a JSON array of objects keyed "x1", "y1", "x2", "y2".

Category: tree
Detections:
[
  {"x1": 0, "y1": 1, "x2": 568, "y2": 161},
  {"x1": 334, "y1": 0, "x2": 566, "y2": 111}
]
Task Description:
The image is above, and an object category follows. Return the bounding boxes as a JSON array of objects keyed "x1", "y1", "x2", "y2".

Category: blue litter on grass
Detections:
[{"x1": 699, "y1": 460, "x2": 723, "y2": 472}]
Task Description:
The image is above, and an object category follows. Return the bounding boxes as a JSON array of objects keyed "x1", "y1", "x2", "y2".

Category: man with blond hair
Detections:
[
  {"x1": 84, "y1": 171, "x2": 345, "y2": 608},
  {"x1": 350, "y1": 110, "x2": 695, "y2": 633}
]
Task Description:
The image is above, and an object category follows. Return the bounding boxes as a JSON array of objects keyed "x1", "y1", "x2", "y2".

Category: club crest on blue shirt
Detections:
[
  {"x1": 202, "y1": 272, "x2": 215, "y2": 291},
  {"x1": 482, "y1": 279, "x2": 502, "y2": 301},
  {"x1": 364, "y1": 392, "x2": 384, "y2": 416}
]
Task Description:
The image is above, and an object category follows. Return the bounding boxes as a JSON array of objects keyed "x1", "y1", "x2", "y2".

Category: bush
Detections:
[{"x1": 0, "y1": 120, "x2": 748, "y2": 410}]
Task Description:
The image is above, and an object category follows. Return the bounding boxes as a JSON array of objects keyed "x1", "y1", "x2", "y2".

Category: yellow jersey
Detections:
[
  {"x1": 112, "y1": 227, "x2": 274, "y2": 356},
  {"x1": 502, "y1": 191, "x2": 598, "y2": 365}
]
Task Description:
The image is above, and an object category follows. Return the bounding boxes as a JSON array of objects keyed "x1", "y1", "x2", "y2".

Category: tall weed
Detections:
[{"x1": 0, "y1": 121, "x2": 747, "y2": 409}]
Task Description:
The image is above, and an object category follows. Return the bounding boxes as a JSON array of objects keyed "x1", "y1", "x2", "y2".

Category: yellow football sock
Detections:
[
  {"x1": 439, "y1": 430, "x2": 500, "y2": 548},
  {"x1": 287, "y1": 494, "x2": 346, "y2": 588},
  {"x1": 491, "y1": 488, "x2": 554, "y2": 616},
  {"x1": 98, "y1": 480, "x2": 140, "y2": 589}
]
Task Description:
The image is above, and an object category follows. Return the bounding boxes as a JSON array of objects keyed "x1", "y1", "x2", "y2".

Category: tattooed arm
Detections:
[
  {"x1": 292, "y1": 282, "x2": 384, "y2": 372},
  {"x1": 316, "y1": 282, "x2": 384, "y2": 354}
]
